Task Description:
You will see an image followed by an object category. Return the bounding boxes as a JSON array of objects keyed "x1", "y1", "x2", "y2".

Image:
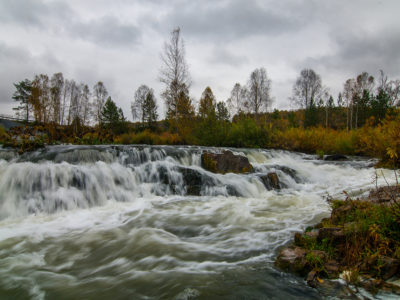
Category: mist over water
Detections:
[{"x1": 0, "y1": 145, "x2": 394, "y2": 299}]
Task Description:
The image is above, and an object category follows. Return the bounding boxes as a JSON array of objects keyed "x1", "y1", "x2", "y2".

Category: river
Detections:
[{"x1": 0, "y1": 145, "x2": 396, "y2": 299}]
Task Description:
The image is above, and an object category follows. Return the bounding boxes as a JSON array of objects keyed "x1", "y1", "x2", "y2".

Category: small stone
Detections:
[
  {"x1": 317, "y1": 227, "x2": 345, "y2": 245},
  {"x1": 380, "y1": 256, "x2": 400, "y2": 280},
  {"x1": 294, "y1": 232, "x2": 305, "y2": 246},
  {"x1": 307, "y1": 270, "x2": 318, "y2": 287},
  {"x1": 276, "y1": 247, "x2": 308, "y2": 275},
  {"x1": 325, "y1": 260, "x2": 340, "y2": 278}
]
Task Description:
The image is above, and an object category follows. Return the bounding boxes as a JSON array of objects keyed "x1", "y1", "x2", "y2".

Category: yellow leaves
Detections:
[
  {"x1": 387, "y1": 147, "x2": 398, "y2": 160},
  {"x1": 114, "y1": 130, "x2": 183, "y2": 146},
  {"x1": 270, "y1": 126, "x2": 359, "y2": 155}
]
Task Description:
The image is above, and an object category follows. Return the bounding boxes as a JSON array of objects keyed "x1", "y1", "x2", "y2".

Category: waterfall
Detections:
[
  {"x1": 0, "y1": 145, "x2": 395, "y2": 299},
  {"x1": 0, "y1": 145, "x2": 385, "y2": 219}
]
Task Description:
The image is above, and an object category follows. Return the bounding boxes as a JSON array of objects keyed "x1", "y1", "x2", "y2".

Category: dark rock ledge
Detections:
[{"x1": 201, "y1": 150, "x2": 253, "y2": 174}]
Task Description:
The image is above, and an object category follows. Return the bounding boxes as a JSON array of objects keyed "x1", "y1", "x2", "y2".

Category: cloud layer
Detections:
[{"x1": 0, "y1": 0, "x2": 399, "y2": 119}]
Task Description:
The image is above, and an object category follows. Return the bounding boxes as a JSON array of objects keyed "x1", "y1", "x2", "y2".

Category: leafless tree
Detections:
[
  {"x1": 343, "y1": 78, "x2": 355, "y2": 130},
  {"x1": 80, "y1": 84, "x2": 91, "y2": 126},
  {"x1": 353, "y1": 72, "x2": 374, "y2": 128},
  {"x1": 50, "y1": 72, "x2": 64, "y2": 124},
  {"x1": 390, "y1": 80, "x2": 400, "y2": 107},
  {"x1": 226, "y1": 83, "x2": 247, "y2": 117},
  {"x1": 290, "y1": 68, "x2": 323, "y2": 109},
  {"x1": 246, "y1": 68, "x2": 272, "y2": 119},
  {"x1": 159, "y1": 27, "x2": 191, "y2": 119},
  {"x1": 132, "y1": 85, "x2": 151, "y2": 124},
  {"x1": 93, "y1": 81, "x2": 108, "y2": 125},
  {"x1": 322, "y1": 91, "x2": 333, "y2": 128},
  {"x1": 60, "y1": 79, "x2": 71, "y2": 125},
  {"x1": 67, "y1": 80, "x2": 80, "y2": 126},
  {"x1": 343, "y1": 72, "x2": 374, "y2": 129},
  {"x1": 378, "y1": 70, "x2": 400, "y2": 107}
]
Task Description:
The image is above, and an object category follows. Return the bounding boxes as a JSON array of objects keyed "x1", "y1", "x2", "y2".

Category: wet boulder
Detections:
[
  {"x1": 201, "y1": 150, "x2": 253, "y2": 174},
  {"x1": 259, "y1": 172, "x2": 281, "y2": 190},
  {"x1": 268, "y1": 165, "x2": 302, "y2": 183},
  {"x1": 275, "y1": 247, "x2": 309, "y2": 275},
  {"x1": 324, "y1": 260, "x2": 340, "y2": 278},
  {"x1": 177, "y1": 167, "x2": 218, "y2": 196},
  {"x1": 306, "y1": 270, "x2": 318, "y2": 287},
  {"x1": 294, "y1": 231, "x2": 318, "y2": 247},
  {"x1": 379, "y1": 256, "x2": 400, "y2": 280},
  {"x1": 179, "y1": 167, "x2": 203, "y2": 196}
]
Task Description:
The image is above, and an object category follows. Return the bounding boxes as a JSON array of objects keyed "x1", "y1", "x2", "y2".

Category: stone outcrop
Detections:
[
  {"x1": 275, "y1": 247, "x2": 308, "y2": 275},
  {"x1": 275, "y1": 194, "x2": 400, "y2": 296},
  {"x1": 158, "y1": 166, "x2": 244, "y2": 197},
  {"x1": 201, "y1": 150, "x2": 253, "y2": 174}
]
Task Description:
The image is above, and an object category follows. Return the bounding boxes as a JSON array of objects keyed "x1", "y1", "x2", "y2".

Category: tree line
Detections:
[
  {"x1": 12, "y1": 27, "x2": 400, "y2": 134},
  {"x1": 13, "y1": 75, "x2": 119, "y2": 124},
  {"x1": 131, "y1": 27, "x2": 399, "y2": 132},
  {"x1": 289, "y1": 69, "x2": 400, "y2": 129}
]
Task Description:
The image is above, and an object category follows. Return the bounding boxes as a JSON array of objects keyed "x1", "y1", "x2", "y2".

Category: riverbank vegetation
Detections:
[
  {"x1": 276, "y1": 186, "x2": 400, "y2": 295},
  {"x1": 2, "y1": 104, "x2": 399, "y2": 167}
]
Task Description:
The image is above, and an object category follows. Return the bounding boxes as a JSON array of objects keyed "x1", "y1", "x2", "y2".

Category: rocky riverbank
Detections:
[{"x1": 276, "y1": 185, "x2": 400, "y2": 297}]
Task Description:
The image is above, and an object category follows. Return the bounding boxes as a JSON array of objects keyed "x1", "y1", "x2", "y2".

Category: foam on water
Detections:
[{"x1": 0, "y1": 145, "x2": 396, "y2": 299}]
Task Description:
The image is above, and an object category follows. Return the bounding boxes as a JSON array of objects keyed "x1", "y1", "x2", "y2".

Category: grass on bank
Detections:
[
  {"x1": 296, "y1": 191, "x2": 400, "y2": 281},
  {"x1": 0, "y1": 111, "x2": 399, "y2": 168}
]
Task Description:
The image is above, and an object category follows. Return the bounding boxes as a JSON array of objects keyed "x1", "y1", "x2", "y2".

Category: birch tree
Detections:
[
  {"x1": 246, "y1": 68, "x2": 272, "y2": 119},
  {"x1": 159, "y1": 27, "x2": 191, "y2": 120}
]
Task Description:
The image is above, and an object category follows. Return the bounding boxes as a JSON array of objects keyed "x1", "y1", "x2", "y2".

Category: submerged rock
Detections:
[
  {"x1": 176, "y1": 167, "x2": 217, "y2": 196},
  {"x1": 314, "y1": 279, "x2": 359, "y2": 299},
  {"x1": 259, "y1": 172, "x2": 281, "y2": 190},
  {"x1": 324, "y1": 154, "x2": 348, "y2": 161},
  {"x1": 201, "y1": 150, "x2": 253, "y2": 174},
  {"x1": 277, "y1": 166, "x2": 302, "y2": 183},
  {"x1": 177, "y1": 167, "x2": 243, "y2": 196},
  {"x1": 179, "y1": 167, "x2": 208, "y2": 196},
  {"x1": 275, "y1": 247, "x2": 309, "y2": 275}
]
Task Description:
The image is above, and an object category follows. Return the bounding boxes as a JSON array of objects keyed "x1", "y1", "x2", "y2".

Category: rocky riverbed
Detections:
[{"x1": 276, "y1": 185, "x2": 400, "y2": 298}]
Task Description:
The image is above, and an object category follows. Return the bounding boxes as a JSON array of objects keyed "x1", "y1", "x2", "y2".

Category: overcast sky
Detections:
[{"x1": 1, "y1": 0, "x2": 399, "y2": 120}]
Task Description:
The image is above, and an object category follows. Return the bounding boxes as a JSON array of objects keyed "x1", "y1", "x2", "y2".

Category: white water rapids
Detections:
[{"x1": 0, "y1": 145, "x2": 396, "y2": 299}]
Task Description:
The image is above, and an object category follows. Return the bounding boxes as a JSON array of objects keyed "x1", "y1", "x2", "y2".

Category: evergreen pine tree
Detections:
[{"x1": 12, "y1": 79, "x2": 32, "y2": 121}]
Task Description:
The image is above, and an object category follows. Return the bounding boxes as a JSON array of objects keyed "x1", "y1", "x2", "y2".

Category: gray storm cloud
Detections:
[{"x1": 0, "y1": 0, "x2": 399, "y2": 119}]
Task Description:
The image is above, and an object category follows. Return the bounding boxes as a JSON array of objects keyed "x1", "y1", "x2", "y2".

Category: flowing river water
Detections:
[{"x1": 0, "y1": 145, "x2": 397, "y2": 299}]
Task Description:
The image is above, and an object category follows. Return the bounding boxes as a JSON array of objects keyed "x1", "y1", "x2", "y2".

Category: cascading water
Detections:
[{"x1": 0, "y1": 145, "x2": 396, "y2": 299}]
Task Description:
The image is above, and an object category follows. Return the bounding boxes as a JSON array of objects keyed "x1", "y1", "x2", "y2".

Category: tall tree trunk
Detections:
[{"x1": 325, "y1": 105, "x2": 328, "y2": 128}]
